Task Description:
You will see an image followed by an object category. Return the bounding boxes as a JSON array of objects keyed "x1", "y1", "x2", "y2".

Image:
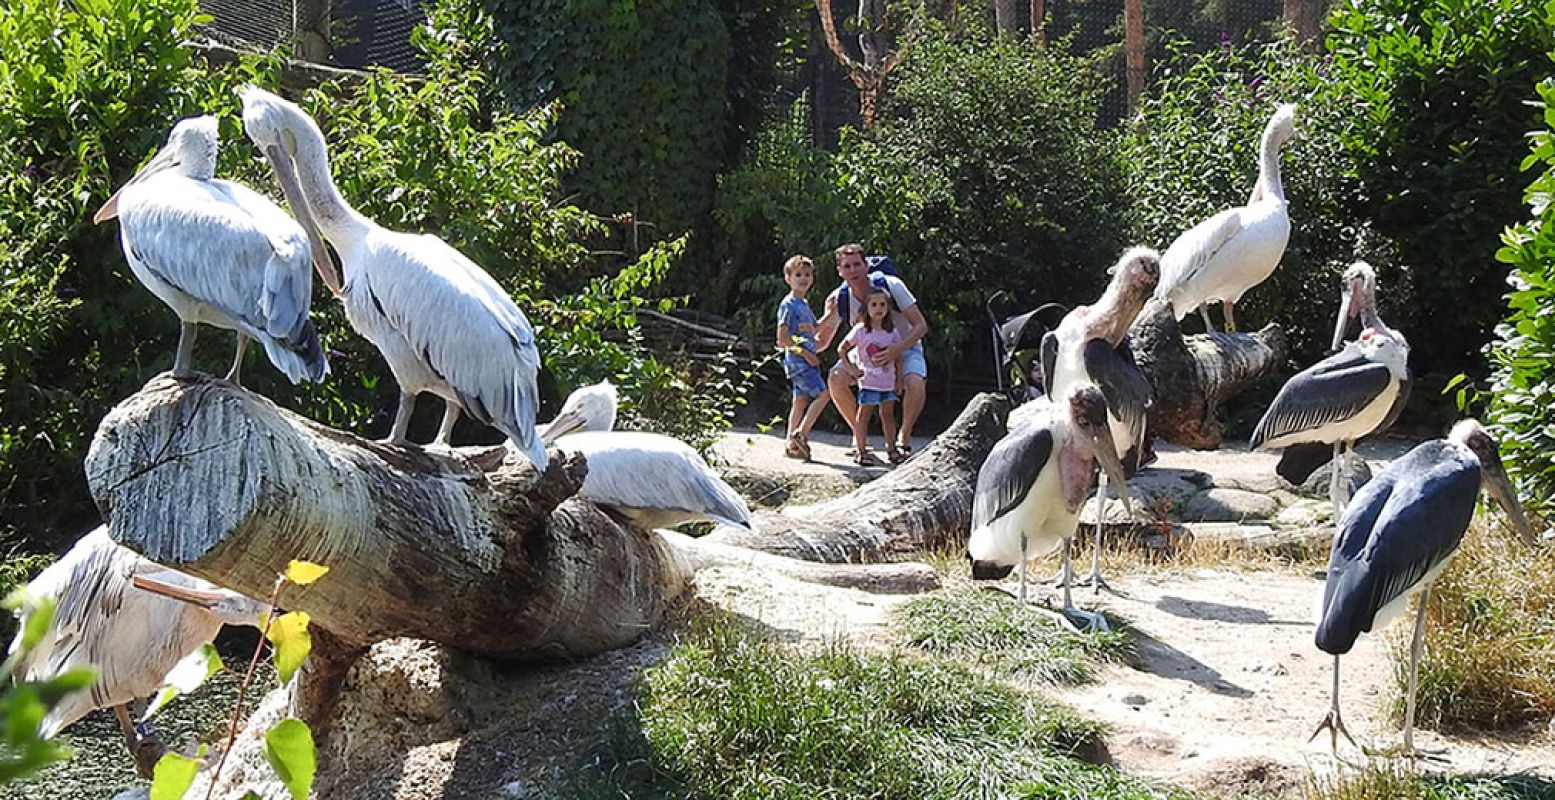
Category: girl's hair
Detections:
[{"x1": 863, "y1": 287, "x2": 894, "y2": 332}]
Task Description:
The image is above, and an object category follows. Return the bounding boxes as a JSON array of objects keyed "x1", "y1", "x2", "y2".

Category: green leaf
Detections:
[
  {"x1": 143, "y1": 643, "x2": 224, "y2": 721},
  {"x1": 149, "y1": 745, "x2": 206, "y2": 800},
  {"x1": 263, "y1": 718, "x2": 317, "y2": 800},
  {"x1": 284, "y1": 560, "x2": 329, "y2": 586},
  {"x1": 265, "y1": 611, "x2": 313, "y2": 684}
]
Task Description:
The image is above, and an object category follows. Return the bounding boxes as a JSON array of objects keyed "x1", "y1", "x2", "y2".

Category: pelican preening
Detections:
[
  {"x1": 969, "y1": 386, "x2": 1133, "y2": 631},
  {"x1": 558, "y1": 431, "x2": 753, "y2": 530},
  {"x1": 238, "y1": 86, "x2": 547, "y2": 469},
  {"x1": 1155, "y1": 104, "x2": 1297, "y2": 332},
  {"x1": 6, "y1": 528, "x2": 265, "y2": 776},
  {"x1": 1041, "y1": 246, "x2": 1158, "y2": 591},
  {"x1": 1251, "y1": 263, "x2": 1410, "y2": 517},
  {"x1": 1311, "y1": 420, "x2": 1533, "y2": 756},
  {"x1": 92, "y1": 116, "x2": 330, "y2": 386},
  {"x1": 538, "y1": 380, "x2": 619, "y2": 445}
]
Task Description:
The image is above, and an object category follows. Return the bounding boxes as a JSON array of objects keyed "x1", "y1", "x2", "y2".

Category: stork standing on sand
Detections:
[{"x1": 1155, "y1": 104, "x2": 1297, "y2": 332}]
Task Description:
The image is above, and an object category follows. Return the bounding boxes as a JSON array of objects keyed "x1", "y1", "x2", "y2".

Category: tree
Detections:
[
  {"x1": 815, "y1": 0, "x2": 904, "y2": 128},
  {"x1": 994, "y1": 0, "x2": 1019, "y2": 36},
  {"x1": 1124, "y1": 0, "x2": 1146, "y2": 111},
  {"x1": 1283, "y1": 0, "x2": 1328, "y2": 51}
]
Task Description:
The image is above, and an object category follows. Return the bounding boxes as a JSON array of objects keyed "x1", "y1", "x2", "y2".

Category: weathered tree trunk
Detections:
[
  {"x1": 1127, "y1": 299, "x2": 1288, "y2": 449},
  {"x1": 85, "y1": 375, "x2": 695, "y2": 661},
  {"x1": 705, "y1": 393, "x2": 1008, "y2": 563},
  {"x1": 815, "y1": 0, "x2": 904, "y2": 129},
  {"x1": 1283, "y1": 0, "x2": 1329, "y2": 52},
  {"x1": 994, "y1": 0, "x2": 1019, "y2": 36},
  {"x1": 1030, "y1": 0, "x2": 1047, "y2": 45},
  {"x1": 1124, "y1": 0, "x2": 1147, "y2": 111}
]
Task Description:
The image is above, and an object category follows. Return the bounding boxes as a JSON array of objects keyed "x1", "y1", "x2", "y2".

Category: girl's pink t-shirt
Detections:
[{"x1": 844, "y1": 324, "x2": 903, "y2": 392}]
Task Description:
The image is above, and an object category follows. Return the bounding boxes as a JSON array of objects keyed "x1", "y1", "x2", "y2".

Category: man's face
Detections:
[{"x1": 837, "y1": 252, "x2": 867, "y2": 283}]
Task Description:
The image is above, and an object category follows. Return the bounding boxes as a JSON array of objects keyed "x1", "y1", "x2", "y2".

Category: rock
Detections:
[
  {"x1": 1077, "y1": 492, "x2": 1152, "y2": 525},
  {"x1": 1274, "y1": 500, "x2": 1331, "y2": 529},
  {"x1": 720, "y1": 467, "x2": 790, "y2": 507},
  {"x1": 1123, "y1": 693, "x2": 1150, "y2": 707},
  {"x1": 1293, "y1": 454, "x2": 1372, "y2": 499},
  {"x1": 1125, "y1": 468, "x2": 1208, "y2": 515},
  {"x1": 1182, "y1": 522, "x2": 1330, "y2": 558},
  {"x1": 1181, "y1": 488, "x2": 1280, "y2": 522}
]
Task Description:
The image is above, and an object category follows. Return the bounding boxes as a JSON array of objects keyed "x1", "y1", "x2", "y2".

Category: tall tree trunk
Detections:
[
  {"x1": 994, "y1": 0, "x2": 1019, "y2": 36},
  {"x1": 1283, "y1": 0, "x2": 1328, "y2": 52},
  {"x1": 815, "y1": 0, "x2": 905, "y2": 129},
  {"x1": 1123, "y1": 0, "x2": 1147, "y2": 112},
  {"x1": 1030, "y1": 0, "x2": 1047, "y2": 45}
]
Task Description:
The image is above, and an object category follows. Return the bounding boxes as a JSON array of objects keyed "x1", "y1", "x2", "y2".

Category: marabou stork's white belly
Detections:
[
  {"x1": 340, "y1": 277, "x2": 458, "y2": 403},
  {"x1": 1364, "y1": 554, "x2": 1455, "y2": 633},
  {"x1": 1261, "y1": 375, "x2": 1403, "y2": 450},
  {"x1": 968, "y1": 453, "x2": 1080, "y2": 568},
  {"x1": 1177, "y1": 201, "x2": 1289, "y2": 307}
]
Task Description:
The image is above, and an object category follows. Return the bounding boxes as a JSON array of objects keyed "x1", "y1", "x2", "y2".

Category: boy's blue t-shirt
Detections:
[{"x1": 777, "y1": 295, "x2": 818, "y2": 374}]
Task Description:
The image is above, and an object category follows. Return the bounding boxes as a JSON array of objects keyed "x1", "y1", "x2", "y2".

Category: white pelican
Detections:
[
  {"x1": 92, "y1": 116, "x2": 330, "y2": 385},
  {"x1": 538, "y1": 380, "x2": 618, "y2": 445},
  {"x1": 558, "y1": 432, "x2": 752, "y2": 529},
  {"x1": 6, "y1": 527, "x2": 266, "y2": 776},
  {"x1": 1155, "y1": 104, "x2": 1297, "y2": 331},
  {"x1": 1252, "y1": 263, "x2": 1409, "y2": 516},
  {"x1": 1040, "y1": 247, "x2": 1158, "y2": 590},
  {"x1": 238, "y1": 86, "x2": 546, "y2": 469},
  {"x1": 969, "y1": 386, "x2": 1132, "y2": 631},
  {"x1": 1310, "y1": 420, "x2": 1533, "y2": 756}
]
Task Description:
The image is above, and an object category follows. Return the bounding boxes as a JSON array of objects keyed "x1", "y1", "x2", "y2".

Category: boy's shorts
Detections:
[
  {"x1": 857, "y1": 388, "x2": 898, "y2": 406},
  {"x1": 788, "y1": 363, "x2": 827, "y2": 398}
]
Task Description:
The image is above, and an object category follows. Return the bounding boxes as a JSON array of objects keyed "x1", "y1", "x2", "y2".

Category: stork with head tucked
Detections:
[
  {"x1": 1310, "y1": 420, "x2": 1534, "y2": 757},
  {"x1": 1041, "y1": 246, "x2": 1158, "y2": 591},
  {"x1": 558, "y1": 431, "x2": 753, "y2": 530},
  {"x1": 6, "y1": 527, "x2": 266, "y2": 777},
  {"x1": 92, "y1": 116, "x2": 330, "y2": 386},
  {"x1": 238, "y1": 86, "x2": 547, "y2": 469},
  {"x1": 538, "y1": 380, "x2": 619, "y2": 445},
  {"x1": 1155, "y1": 104, "x2": 1297, "y2": 332},
  {"x1": 1252, "y1": 263, "x2": 1410, "y2": 518},
  {"x1": 969, "y1": 385, "x2": 1133, "y2": 631}
]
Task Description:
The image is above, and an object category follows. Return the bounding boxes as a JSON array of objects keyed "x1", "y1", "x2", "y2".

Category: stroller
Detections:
[{"x1": 986, "y1": 292, "x2": 1067, "y2": 406}]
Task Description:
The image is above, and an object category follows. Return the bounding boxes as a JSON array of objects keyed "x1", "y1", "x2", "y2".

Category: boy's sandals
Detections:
[
  {"x1": 785, "y1": 433, "x2": 811, "y2": 461},
  {"x1": 854, "y1": 450, "x2": 883, "y2": 467}
]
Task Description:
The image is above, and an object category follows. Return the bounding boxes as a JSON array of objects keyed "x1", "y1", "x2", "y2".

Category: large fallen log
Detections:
[
  {"x1": 85, "y1": 375, "x2": 695, "y2": 660},
  {"x1": 1128, "y1": 299, "x2": 1288, "y2": 449}
]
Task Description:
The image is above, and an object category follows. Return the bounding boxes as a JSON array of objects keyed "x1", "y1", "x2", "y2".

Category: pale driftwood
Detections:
[
  {"x1": 85, "y1": 375, "x2": 694, "y2": 660},
  {"x1": 704, "y1": 393, "x2": 1008, "y2": 563},
  {"x1": 1128, "y1": 299, "x2": 1288, "y2": 449},
  {"x1": 659, "y1": 531, "x2": 941, "y2": 594}
]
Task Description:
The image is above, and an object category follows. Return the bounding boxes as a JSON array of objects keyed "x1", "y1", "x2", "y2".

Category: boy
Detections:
[{"x1": 777, "y1": 255, "x2": 831, "y2": 460}]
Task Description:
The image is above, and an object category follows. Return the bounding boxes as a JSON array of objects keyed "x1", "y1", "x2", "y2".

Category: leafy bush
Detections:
[{"x1": 1124, "y1": 35, "x2": 1397, "y2": 365}]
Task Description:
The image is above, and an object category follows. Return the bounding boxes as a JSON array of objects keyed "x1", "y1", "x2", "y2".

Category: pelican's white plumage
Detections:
[
  {"x1": 559, "y1": 431, "x2": 752, "y2": 529},
  {"x1": 1155, "y1": 104, "x2": 1297, "y2": 330},
  {"x1": 238, "y1": 86, "x2": 546, "y2": 469},
  {"x1": 93, "y1": 116, "x2": 328, "y2": 384},
  {"x1": 7, "y1": 528, "x2": 264, "y2": 749},
  {"x1": 539, "y1": 380, "x2": 619, "y2": 444}
]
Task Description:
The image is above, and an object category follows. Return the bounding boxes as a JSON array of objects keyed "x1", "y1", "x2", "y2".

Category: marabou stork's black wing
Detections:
[
  {"x1": 1250, "y1": 346, "x2": 1393, "y2": 449},
  {"x1": 1375, "y1": 367, "x2": 1412, "y2": 436},
  {"x1": 973, "y1": 423, "x2": 1056, "y2": 530},
  {"x1": 1314, "y1": 440, "x2": 1479, "y2": 655},
  {"x1": 1083, "y1": 337, "x2": 1151, "y2": 469}
]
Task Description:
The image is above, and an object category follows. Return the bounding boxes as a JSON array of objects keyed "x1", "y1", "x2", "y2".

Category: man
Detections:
[{"x1": 816, "y1": 243, "x2": 930, "y2": 460}]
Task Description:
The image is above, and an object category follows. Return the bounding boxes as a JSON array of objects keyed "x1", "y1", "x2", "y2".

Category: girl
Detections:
[{"x1": 839, "y1": 287, "x2": 904, "y2": 466}]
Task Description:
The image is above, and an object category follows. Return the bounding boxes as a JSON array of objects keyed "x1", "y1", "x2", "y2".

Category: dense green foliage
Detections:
[
  {"x1": 0, "y1": 598, "x2": 94, "y2": 784},
  {"x1": 719, "y1": 27, "x2": 1132, "y2": 365},
  {"x1": 574, "y1": 615, "x2": 1195, "y2": 800}
]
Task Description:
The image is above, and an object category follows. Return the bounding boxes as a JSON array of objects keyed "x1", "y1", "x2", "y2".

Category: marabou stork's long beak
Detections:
[
  {"x1": 1481, "y1": 454, "x2": 1536, "y2": 546},
  {"x1": 92, "y1": 147, "x2": 182, "y2": 224},
  {"x1": 131, "y1": 575, "x2": 229, "y2": 609},
  {"x1": 262, "y1": 140, "x2": 343, "y2": 297},
  {"x1": 1332, "y1": 281, "x2": 1356, "y2": 352},
  {"x1": 1091, "y1": 424, "x2": 1135, "y2": 517}
]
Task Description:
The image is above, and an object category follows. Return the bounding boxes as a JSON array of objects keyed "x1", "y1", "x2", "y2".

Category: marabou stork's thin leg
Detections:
[
  {"x1": 1017, "y1": 532, "x2": 1028, "y2": 603},
  {"x1": 433, "y1": 400, "x2": 461, "y2": 447},
  {"x1": 224, "y1": 334, "x2": 248, "y2": 386},
  {"x1": 172, "y1": 322, "x2": 199, "y2": 379},
  {"x1": 1365, "y1": 589, "x2": 1447, "y2": 760},
  {"x1": 386, "y1": 392, "x2": 417, "y2": 445},
  {"x1": 1329, "y1": 441, "x2": 1345, "y2": 524},
  {"x1": 1081, "y1": 469, "x2": 1113, "y2": 594},
  {"x1": 1059, "y1": 536, "x2": 1109, "y2": 633},
  {"x1": 1308, "y1": 654, "x2": 1359, "y2": 756},
  {"x1": 1199, "y1": 305, "x2": 1215, "y2": 333},
  {"x1": 1224, "y1": 300, "x2": 1238, "y2": 333}
]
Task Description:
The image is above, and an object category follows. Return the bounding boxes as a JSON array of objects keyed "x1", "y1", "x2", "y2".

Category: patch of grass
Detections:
[
  {"x1": 895, "y1": 589, "x2": 1135, "y2": 685},
  {"x1": 573, "y1": 613, "x2": 1194, "y2": 800},
  {"x1": 1403, "y1": 516, "x2": 1555, "y2": 731},
  {"x1": 0, "y1": 540, "x2": 54, "y2": 643},
  {"x1": 1305, "y1": 761, "x2": 1555, "y2": 800}
]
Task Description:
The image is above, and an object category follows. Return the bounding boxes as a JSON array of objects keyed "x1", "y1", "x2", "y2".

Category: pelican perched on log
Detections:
[
  {"x1": 559, "y1": 432, "x2": 752, "y2": 529},
  {"x1": 239, "y1": 86, "x2": 546, "y2": 469},
  {"x1": 1310, "y1": 420, "x2": 1533, "y2": 756},
  {"x1": 92, "y1": 116, "x2": 330, "y2": 385},
  {"x1": 1155, "y1": 104, "x2": 1297, "y2": 331},
  {"x1": 1251, "y1": 263, "x2": 1409, "y2": 516},
  {"x1": 969, "y1": 386, "x2": 1132, "y2": 631},
  {"x1": 6, "y1": 527, "x2": 266, "y2": 777},
  {"x1": 1041, "y1": 247, "x2": 1158, "y2": 590},
  {"x1": 538, "y1": 380, "x2": 618, "y2": 445}
]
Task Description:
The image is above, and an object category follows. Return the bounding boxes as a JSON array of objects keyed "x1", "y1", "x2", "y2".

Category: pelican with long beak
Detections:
[
  {"x1": 969, "y1": 385, "x2": 1134, "y2": 631},
  {"x1": 92, "y1": 116, "x2": 331, "y2": 385},
  {"x1": 538, "y1": 380, "x2": 619, "y2": 445}
]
